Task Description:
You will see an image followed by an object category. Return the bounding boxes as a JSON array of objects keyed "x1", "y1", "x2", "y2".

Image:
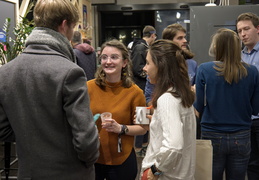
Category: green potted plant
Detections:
[{"x1": 0, "y1": 2, "x2": 34, "y2": 65}]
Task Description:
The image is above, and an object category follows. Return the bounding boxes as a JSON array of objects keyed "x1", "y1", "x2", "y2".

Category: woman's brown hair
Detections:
[
  {"x1": 149, "y1": 39, "x2": 195, "y2": 108},
  {"x1": 209, "y1": 28, "x2": 248, "y2": 84}
]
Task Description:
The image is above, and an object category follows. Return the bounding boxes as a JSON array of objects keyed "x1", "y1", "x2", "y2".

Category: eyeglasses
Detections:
[{"x1": 99, "y1": 54, "x2": 122, "y2": 61}]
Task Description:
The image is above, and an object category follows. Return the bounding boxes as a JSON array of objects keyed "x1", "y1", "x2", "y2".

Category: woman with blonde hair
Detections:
[{"x1": 194, "y1": 28, "x2": 259, "y2": 180}]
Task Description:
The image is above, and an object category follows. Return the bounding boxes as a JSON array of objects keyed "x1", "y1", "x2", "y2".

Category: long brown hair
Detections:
[
  {"x1": 209, "y1": 28, "x2": 248, "y2": 84},
  {"x1": 150, "y1": 39, "x2": 195, "y2": 108},
  {"x1": 95, "y1": 39, "x2": 134, "y2": 89}
]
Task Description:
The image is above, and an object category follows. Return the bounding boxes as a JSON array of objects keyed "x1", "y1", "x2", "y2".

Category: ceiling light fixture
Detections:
[{"x1": 205, "y1": 0, "x2": 217, "y2": 6}]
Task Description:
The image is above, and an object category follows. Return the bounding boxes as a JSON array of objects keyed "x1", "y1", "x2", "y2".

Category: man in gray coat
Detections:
[{"x1": 0, "y1": 0, "x2": 99, "y2": 179}]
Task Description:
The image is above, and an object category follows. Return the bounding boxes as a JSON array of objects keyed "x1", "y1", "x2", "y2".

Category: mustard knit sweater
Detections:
[{"x1": 87, "y1": 79, "x2": 146, "y2": 165}]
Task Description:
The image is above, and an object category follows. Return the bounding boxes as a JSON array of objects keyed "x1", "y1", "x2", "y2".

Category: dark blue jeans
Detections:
[
  {"x1": 202, "y1": 130, "x2": 251, "y2": 180},
  {"x1": 247, "y1": 119, "x2": 259, "y2": 180}
]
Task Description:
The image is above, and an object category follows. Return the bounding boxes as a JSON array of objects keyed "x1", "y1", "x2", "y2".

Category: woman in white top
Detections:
[{"x1": 141, "y1": 39, "x2": 196, "y2": 180}]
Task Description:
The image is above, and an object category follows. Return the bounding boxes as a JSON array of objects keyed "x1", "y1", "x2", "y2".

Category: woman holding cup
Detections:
[
  {"x1": 140, "y1": 39, "x2": 196, "y2": 180},
  {"x1": 87, "y1": 39, "x2": 147, "y2": 180}
]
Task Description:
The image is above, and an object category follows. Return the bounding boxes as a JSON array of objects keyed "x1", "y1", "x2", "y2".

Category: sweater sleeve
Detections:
[{"x1": 194, "y1": 64, "x2": 206, "y2": 114}]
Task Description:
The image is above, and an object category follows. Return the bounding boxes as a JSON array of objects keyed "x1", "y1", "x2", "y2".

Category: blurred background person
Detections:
[
  {"x1": 162, "y1": 24, "x2": 197, "y2": 89},
  {"x1": 71, "y1": 31, "x2": 97, "y2": 80},
  {"x1": 194, "y1": 28, "x2": 259, "y2": 180},
  {"x1": 131, "y1": 25, "x2": 157, "y2": 91}
]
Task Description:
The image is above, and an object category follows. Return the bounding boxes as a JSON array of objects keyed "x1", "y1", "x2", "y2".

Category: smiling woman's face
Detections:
[
  {"x1": 143, "y1": 51, "x2": 158, "y2": 84},
  {"x1": 100, "y1": 46, "x2": 127, "y2": 77}
]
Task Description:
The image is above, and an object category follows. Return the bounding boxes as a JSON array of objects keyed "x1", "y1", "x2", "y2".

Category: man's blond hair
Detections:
[{"x1": 34, "y1": 0, "x2": 79, "y2": 31}]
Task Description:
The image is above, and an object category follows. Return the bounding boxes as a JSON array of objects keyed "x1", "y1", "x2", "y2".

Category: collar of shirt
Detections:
[
  {"x1": 241, "y1": 41, "x2": 259, "y2": 71},
  {"x1": 242, "y1": 41, "x2": 259, "y2": 55}
]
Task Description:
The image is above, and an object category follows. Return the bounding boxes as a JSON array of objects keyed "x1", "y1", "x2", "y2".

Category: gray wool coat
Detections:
[{"x1": 0, "y1": 28, "x2": 99, "y2": 180}]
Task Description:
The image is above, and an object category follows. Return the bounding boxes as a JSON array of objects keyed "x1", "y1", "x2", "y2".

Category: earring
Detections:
[
  {"x1": 101, "y1": 71, "x2": 106, "y2": 77},
  {"x1": 122, "y1": 67, "x2": 126, "y2": 76}
]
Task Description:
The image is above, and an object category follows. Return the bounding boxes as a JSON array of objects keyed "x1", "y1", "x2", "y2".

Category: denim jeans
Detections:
[
  {"x1": 202, "y1": 130, "x2": 251, "y2": 180},
  {"x1": 247, "y1": 119, "x2": 259, "y2": 180}
]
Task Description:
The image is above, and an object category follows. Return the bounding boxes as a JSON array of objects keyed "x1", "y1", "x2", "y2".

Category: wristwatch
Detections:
[
  {"x1": 151, "y1": 164, "x2": 162, "y2": 176},
  {"x1": 119, "y1": 125, "x2": 129, "y2": 135}
]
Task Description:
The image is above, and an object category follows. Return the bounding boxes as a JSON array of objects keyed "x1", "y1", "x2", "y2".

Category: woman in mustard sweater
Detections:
[{"x1": 87, "y1": 39, "x2": 147, "y2": 180}]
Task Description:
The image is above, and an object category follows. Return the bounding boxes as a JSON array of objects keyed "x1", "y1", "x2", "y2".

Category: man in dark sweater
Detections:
[
  {"x1": 131, "y1": 25, "x2": 157, "y2": 92},
  {"x1": 71, "y1": 31, "x2": 97, "y2": 80}
]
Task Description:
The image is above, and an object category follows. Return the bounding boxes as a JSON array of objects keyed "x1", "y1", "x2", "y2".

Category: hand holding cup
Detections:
[
  {"x1": 101, "y1": 112, "x2": 112, "y2": 124},
  {"x1": 101, "y1": 112, "x2": 121, "y2": 133}
]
